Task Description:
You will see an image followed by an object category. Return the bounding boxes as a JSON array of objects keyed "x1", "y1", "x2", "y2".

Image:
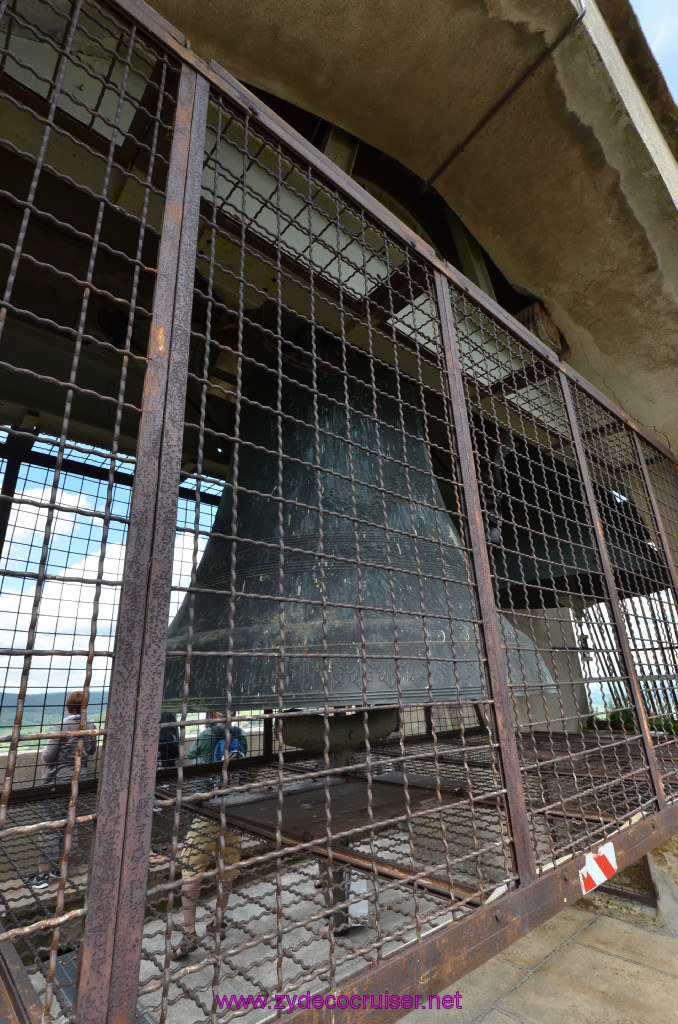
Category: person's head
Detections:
[
  {"x1": 66, "y1": 690, "x2": 86, "y2": 716},
  {"x1": 206, "y1": 709, "x2": 232, "y2": 722}
]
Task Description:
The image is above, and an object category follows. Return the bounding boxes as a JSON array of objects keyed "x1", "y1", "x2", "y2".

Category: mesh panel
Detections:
[
  {"x1": 0, "y1": 2, "x2": 677, "y2": 1020},
  {"x1": 567, "y1": 391, "x2": 678, "y2": 801},
  {"x1": 0, "y1": 0, "x2": 178, "y2": 1016},
  {"x1": 447, "y1": 283, "x2": 657, "y2": 871},
  {"x1": 641, "y1": 443, "x2": 678, "y2": 574},
  {"x1": 133, "y1": 91, "x2": 519, "y2": 1018},
  {"x1": 636, "y1": 444, "x2": 678, "y2": 800}
]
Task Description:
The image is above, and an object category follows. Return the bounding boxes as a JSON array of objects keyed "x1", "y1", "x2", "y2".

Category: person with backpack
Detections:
[
  {"x1": 214, "y1": 721, "x2": 248, "y2": 761},
  {"x1": 172, "y1": 711, "x2": 247, "y2": 960},
  {"x1": 187, "y1": 710, "x2": 226, "y2": 763}
]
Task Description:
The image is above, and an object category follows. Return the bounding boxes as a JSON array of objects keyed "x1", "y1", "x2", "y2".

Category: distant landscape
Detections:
[
  {"x1": 0, "y1": 690, "x2": 206, "y2": 749},
  {"x1": 0, "y1": 690, "x2": 109, "y2": 744}
]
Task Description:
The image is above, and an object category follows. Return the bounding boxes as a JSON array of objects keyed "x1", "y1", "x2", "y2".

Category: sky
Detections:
[
  {"x1": 0, "y1": 435, "x2": 209, "y2": 701},
  {"x1": 631, "y1": 0, "x2": 678, "y2": 101}
]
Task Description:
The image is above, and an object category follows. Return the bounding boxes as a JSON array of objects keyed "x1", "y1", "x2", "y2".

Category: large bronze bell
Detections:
[{"x1": 164, "y1": 344, "x2": 552, "y2": 711}]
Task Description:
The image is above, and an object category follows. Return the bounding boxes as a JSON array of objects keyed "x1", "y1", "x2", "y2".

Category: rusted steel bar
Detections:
[
  {"x1": 434, "y1": 270, "x2": 537, "y2": 883},
  {"x1": 0, "y1": 939, "x2": 42, "y2": 1024},
  {"x1": 560, "y1": 375, "x2": 667, "y2": 810},
  {"x1": 0, "y1": 812, "x2": 97, "y2": 841},
  {"x1": 103, "y1": 69, "x2": 209, "y2": 1023},
  {"x1": 2, "y1": 908, "x2": 87, "y2": 944},
  {"x1": 108, "y1": 0, "x2": 186, "y2": 49},
  {"x1": 633, "y1": 432, "x2": 678, "y2": 605},
  {"x1": 0, "y1": 431, "x2": 34, "y2": 561},
  {"x1": 74, "y1": 66, "x2": 209, "y2": 1024}
]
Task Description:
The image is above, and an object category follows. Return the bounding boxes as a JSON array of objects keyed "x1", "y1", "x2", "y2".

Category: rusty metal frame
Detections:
[
  {"x1": 2, "y1": 0, "x2": 678, "y2": 1020},
  {"x1": 287, "y1": 803, "x2": 678, "y2": 1024},
  {"x1": 435, "y1": 272, "x2": 537, "y2": 883},
  {"x1": 73, "y1": 63, "x2": 209, "y2": 1024},
  {"x1": 560, "y1": 376, "x2": 667, "y2": 809},
  {"x1": 634, "y1": 433, "x2": 678, "y2": 602},
  {"x1": 0, "y1": 940, "x2": 43, "y2": 1024}
]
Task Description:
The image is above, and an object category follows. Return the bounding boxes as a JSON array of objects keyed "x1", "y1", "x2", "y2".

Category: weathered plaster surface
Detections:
[{"x1": 647, "y1": 836, "x2": 678, "y2": 937}]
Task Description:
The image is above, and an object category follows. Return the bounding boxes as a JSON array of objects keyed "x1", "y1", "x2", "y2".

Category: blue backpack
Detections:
[
  {"x1": 213, "y1": 727, "x2": 247, "y2": 762},
  {"x1": 228, "y1": 727, "x2": 248, "y2": 759}
]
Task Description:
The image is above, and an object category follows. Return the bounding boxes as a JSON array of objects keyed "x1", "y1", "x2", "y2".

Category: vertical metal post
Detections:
[
  {"x1": 75, "y1": 66, "x2": 210, "y2": 1024},
  {"x1": 434, "y1": 271, "x2": 537, "y2": 883},
  {"x1": 263, "y1": 709, "x2": 274, "y2": 761},
  {"x1": 560, "y1": 376, "x2": 666, "y2": 809},
  {"x1": 0, "y1": 432, "x2": 34, "y2": 560},
  {"x1": 632, "y1": 432, "x2": 678, "y2": 602}
]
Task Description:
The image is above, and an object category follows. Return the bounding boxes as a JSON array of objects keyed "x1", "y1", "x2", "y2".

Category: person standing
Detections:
[
  {"x1": 158, "y1": 710, "x2": 180, "y2": 768},
  {"x1": 172, "y1": 710, "x2": 246, "y2": 959},
  {"x1": 187, "y1": 710, "x2": 226, "y2": 763},
  {"x1": 27, "y1": 690, "x2": 97, "y2": 889}
]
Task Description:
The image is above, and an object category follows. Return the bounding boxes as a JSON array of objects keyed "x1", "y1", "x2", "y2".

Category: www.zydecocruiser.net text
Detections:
[{"x1": 214, "y1": 991, "x2": 463, "y2": 1012}]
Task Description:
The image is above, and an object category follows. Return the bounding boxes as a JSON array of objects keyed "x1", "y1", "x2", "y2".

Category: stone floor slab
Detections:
[
  {"x1": 402, "y1": 957, "x2": 527, "y2": 1024},
  {"x1": 499, "y1": 941, "x2": 678, "y2": 1024},
  {"x1": 479, "y1": 1013, "x2": 529, "y2": 1024},
  {"x1": 573, "y1": 912, "x2": 678, "y2": 977},
  {"x1": 498, "y1": 905, "x2": 593, "y2": 969}
]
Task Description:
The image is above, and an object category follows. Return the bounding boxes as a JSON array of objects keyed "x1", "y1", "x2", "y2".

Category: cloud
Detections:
[
  {"x1": 169, "y1": 529, "x2": 207, "y2": 617},
  {"x1": 0, "y1": 527, "x2": 206, "y2": 696},
  {"x1": 650, "y1": 13, "x2": 678, "y2": 58},
  {"x1": 2, "y1": 485, "x2": 94, "y2": 567},
  {"x1": 0, "y1": 542, "x2": 126, "y2": 694},
  {"x1": 631, "y1": 1, "x2": 678, "y2": 100}
]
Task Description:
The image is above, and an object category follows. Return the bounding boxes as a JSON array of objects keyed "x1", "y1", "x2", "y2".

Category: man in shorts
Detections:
[
  {"x1": 172, "y1": 812, "x2": 242, "y2": 960},
  {"x1": 173, "y1": 713, "x2": 247, "y2": 961}
]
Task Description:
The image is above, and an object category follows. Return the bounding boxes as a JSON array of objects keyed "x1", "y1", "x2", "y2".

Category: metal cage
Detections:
[{"x1": 1, "y1": 1, "x2": 678, "y2": 1021}]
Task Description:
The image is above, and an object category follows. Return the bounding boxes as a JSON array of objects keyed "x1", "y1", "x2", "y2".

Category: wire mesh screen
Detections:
[
  {"x1": 447, "y1": 283, "x2": 657, "y2": 871},
  {"x1": 128, "y1": 90, "x2": 531, "y2": 1019},
  {"x1": 566, "y1": 390, "x2": 678, "y2": 801},
  {"x1": 635, "y1": 442, "x2": 678, "y2": 799},
  {"x1": 1, "y1": 1, "x2": 678, "y2": 1020},
  {"x1": 595, "y1": 853, "x2": 658, "y2": 907},
  {"x1": 641, "y1": 443, "x2": 678, "y2": 576},
  {"x1": 0, "y1": 0, "x2": 178, "y2": 1016}
]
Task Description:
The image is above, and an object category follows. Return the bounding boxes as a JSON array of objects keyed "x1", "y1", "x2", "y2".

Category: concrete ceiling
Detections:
[{"x1": 149, "y1": 0, "x2": 678, "y2": 452}]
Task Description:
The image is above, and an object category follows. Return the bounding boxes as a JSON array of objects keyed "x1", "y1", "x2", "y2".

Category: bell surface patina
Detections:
[{"x1": 164, "y1": 351, "x2": 552, "y2": 710}]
